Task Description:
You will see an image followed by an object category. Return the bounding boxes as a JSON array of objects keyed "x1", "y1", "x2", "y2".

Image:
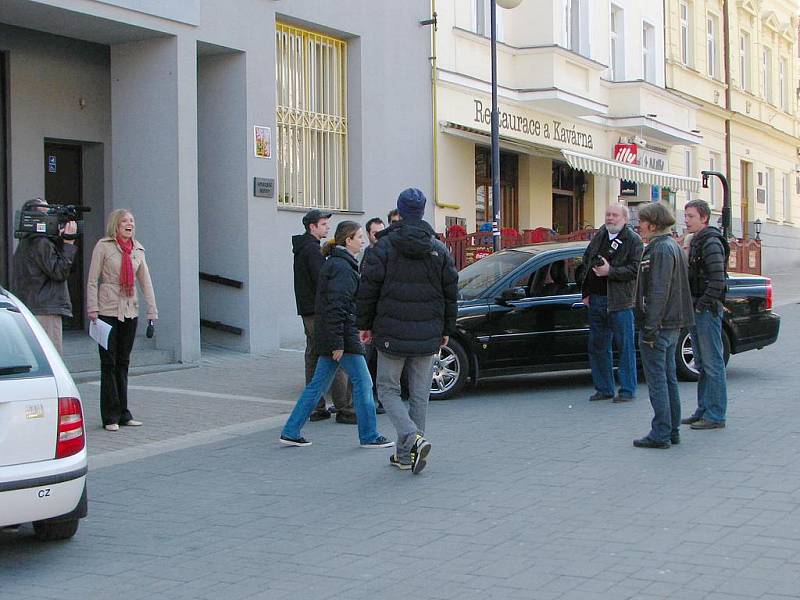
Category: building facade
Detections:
[
  {"x1": 433, "y1": 0, "x2": 703, "y2": 238},
  {"x1": 665, "y1": 0, "x2": 800, "y2": 271},
  {"x1": 0, "y1": 0, "x2": 433, "y2": 360}
]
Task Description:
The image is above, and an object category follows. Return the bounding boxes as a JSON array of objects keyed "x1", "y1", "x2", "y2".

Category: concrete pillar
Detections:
[{"x1": 111, "y1": 35, "x2": 200, "y2": 364}]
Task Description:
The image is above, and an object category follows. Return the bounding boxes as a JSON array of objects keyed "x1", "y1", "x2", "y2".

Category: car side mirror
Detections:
[{"x1": 497, "y1": 286, "x2": 526, "y2": 304}]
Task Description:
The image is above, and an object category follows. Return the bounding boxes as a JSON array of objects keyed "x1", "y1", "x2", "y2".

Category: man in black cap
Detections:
[
  {"x1": 358, "y1": 189, "x2": 458, "y2": 474},
  {"x1": 292, "y1": 209, "x2": 354, "y2": 423}
]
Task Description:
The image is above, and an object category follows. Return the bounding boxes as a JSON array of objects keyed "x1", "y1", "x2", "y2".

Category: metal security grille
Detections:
[{"x1": 276, "y1": 23, "x2": 348, "y2": 210}]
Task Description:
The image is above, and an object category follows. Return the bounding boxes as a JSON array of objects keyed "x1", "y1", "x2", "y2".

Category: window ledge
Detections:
[
  {"x1": 278, "y1": 205, "x2": 365, "y2": 216},
  {"x1": 765, "y1": 217, "x2": 781, "y2": 224}
]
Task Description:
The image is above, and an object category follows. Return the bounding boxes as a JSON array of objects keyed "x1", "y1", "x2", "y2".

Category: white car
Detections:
[{"x1": 0, "y1": 286, "x2": 87, "y2": 540}]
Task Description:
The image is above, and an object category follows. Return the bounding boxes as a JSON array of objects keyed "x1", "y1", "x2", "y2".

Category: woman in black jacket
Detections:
[{"x1": 280, "y1": 221, "x2": 393, "y2": 449}]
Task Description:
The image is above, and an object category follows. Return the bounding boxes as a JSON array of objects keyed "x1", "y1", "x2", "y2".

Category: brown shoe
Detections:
[
  {"x1": 690, "y1": 419, "x2": 726, "y2": 430},
  {"x1": 309, "y1": 410, "x2": 331, "y2": 422},
  {"x1": 335, "y1": 412, "x2": 357, "y2": 425}
]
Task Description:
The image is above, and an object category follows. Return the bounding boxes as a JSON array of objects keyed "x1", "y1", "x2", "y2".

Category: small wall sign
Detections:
[
  {"x1": 254, "y1": 126, "x2": 271, "y2": 159},
  {"x1": 48, "y1": 155, "x2": 57, "y2": 173},
  {"x1": 253, "y1": 177, "x2": 274, "y2": 198}
]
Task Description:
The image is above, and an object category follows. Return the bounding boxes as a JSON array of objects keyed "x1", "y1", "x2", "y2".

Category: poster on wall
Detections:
[{"x1": 254, "y1": 125, "x2": 271, "y2": 159}]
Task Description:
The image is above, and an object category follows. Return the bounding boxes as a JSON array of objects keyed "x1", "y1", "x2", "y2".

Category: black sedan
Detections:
[{"x1": 429, "y1": 241, "x2": 780, "y2": 400}]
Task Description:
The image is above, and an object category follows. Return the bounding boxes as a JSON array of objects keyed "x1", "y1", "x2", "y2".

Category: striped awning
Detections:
[{"x1": 562, "y1": 149, "x2": 701, "y2": 193}]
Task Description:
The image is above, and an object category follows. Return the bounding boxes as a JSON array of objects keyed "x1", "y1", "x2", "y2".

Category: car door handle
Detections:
[{"x1": 571, "y1": 302, "x2": 587, "y2": 310}]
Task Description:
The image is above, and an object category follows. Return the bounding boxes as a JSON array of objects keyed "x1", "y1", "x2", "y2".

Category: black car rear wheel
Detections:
[
  {"x1": 430, "y1": 338, "x2": 468, "y2": 400},
  {"x1": 675, "y1": 328, "x2": 731, "y2": 382}
]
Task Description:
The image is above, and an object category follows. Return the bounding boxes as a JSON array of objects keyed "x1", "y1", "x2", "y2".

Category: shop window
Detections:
[
  {"x1": 552, "y1": 162, "x2": 584, "y2": 234},
  {"x1": 276, "y1": 23, "x2": 348, "y2": 210}
]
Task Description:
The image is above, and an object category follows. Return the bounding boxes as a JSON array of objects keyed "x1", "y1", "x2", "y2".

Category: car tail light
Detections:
[
  {"x1": 56, "y1": 397, "x2": 85, "y2": 459},
  {"x1": 765, "y1": 278, "x2": 773, "y2": 311}
]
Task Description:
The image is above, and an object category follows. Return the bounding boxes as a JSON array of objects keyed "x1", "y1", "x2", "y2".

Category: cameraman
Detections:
[
  {"x1": 12, "y1": 198, "x2": 78, "y2": 354},
  {"x1": 580, "y1": 203, "x2": 643, "y2": 403}
]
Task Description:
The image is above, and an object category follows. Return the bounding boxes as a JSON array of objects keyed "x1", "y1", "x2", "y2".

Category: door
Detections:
[
  {"x1": 44, "y1": 143, "x2": 83, "y2": 330},
  {"x1": 740, "y1": 160, "x2": 751, "y2": 239},
  {"x1": 485, "y1": 254, "x2": 590, "y2": 369}
]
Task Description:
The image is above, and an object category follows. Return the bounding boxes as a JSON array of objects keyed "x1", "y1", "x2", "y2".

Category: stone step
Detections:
[{"x1": 61, "y1": 330, "x2": 176, "y2": 375}]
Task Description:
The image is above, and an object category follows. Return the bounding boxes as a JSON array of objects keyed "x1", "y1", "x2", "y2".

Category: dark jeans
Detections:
[
  {"x1": 639, "y1": 328, "x2": 681, "y2": 444},
  {"x1": 587, "y1": 295, "x2": 637, "y2": 397},
  {"x1": 99, "y1": 316, "x2": 137, "y2": 426},
  {"x1": 301, "y1": 316, "x2": 353, "y2": 416}
]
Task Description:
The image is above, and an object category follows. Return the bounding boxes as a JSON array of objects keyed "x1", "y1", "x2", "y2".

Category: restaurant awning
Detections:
[{"x1": 561, "y1": 149, "x2": 701, "y2": 193}]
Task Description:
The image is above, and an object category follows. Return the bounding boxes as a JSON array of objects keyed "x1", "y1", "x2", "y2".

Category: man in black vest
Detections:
[
  {"x1": 580, "y1": 203, "x2": 643, "y2": 403},
  {"x1": 681, "y1": 199, "x2": 729, "y2": 430}
]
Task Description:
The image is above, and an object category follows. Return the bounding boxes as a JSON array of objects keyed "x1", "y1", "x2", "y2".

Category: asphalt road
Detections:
[{"x1": 1, "y1": 303, "x2": 799, "y2": 600}]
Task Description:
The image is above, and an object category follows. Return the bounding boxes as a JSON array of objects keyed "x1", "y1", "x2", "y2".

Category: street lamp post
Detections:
[{"x1": 490, "y1": 0, "x2": 522, "y2": 252}]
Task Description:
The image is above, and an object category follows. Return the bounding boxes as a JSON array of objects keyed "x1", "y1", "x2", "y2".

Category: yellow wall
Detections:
[{"x1": 435, "y1": 132, "x2": 476, "y2": 232}]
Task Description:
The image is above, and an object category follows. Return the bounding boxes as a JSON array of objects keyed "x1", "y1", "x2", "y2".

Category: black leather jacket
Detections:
[
  {"x1": 12, "y1": 235, "x2": 77, "y2": 317},
  {"x1": 635, "y1": 233, "x2": 695, "y2": 342},
  {"x1": 581, "y1": 224, "x2": 643, "y2": 311}
]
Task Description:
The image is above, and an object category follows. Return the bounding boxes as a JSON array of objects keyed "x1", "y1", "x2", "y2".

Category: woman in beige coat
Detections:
[{"x1": 86, "y1": 209, "x2": 158, "y2": 431}]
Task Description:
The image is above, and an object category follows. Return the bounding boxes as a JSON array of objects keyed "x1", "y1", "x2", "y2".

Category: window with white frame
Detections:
[
  {"x1": 680, "y1": 1, "x2": 692, "y2": 66},
  {"x1": 642, "y1": 22, "x2": 655, "y2": 83},
  {"x1": 709, "y1": 152, "x2": 721, "y2": 208},
  {"x1": 276, "y1": 23, "x2": 348, "y2": 210},
  {"x1": 739, "y1": 31, "x2": 751, "y2": 90},
  {"x1": 564, "y1": 0, "x2": 582, "y2": 53},
  {"x1": 610, "y1": 4, "x2": 624, "y2": 81},
  {"x1": 783, "y1": 172, "x2": 791, "y2": 221},
  {"x1": 684, "y1": 148, "x2": 694, "y2": 200},
  {"x1": 472, "y1": 0, "x2": 504, "y2": 41},
  {"x1": 766, "y1": 168, "x2": 774, "y2": 217},
  {"x1": 762, "y1": 46, "x2": 773, "y2": 103},
  {"x1": 779, "y1": 56, "x2": 789, "y2": 111},
  {"x1": 706, "y1": 14, "x2": 718, "y2": 79}
]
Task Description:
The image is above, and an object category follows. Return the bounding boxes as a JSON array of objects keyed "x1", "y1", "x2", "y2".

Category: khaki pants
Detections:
[{"x1": 36, "y1": 315, "x2": 63, "y2": 355}]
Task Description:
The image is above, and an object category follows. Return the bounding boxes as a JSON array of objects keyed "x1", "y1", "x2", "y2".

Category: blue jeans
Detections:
[
  {"x1": 282, "y1": 353, "x2": 381, "y2": 444},
  {"x1": 587, "y1": 295, "x2": 637, "y2": 397},
  {"x1": 639, "y1": 328, "x2": 681, "y2": 444},
  {"x1": 689, "y1": 309, "x2": 728, "y2": 423}
]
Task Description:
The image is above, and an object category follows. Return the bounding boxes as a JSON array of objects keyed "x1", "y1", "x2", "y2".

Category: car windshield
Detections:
[
  {"x1": 458, "y1": 250, "x2": 532, "y2": 300},
  {"x1": 0, "y1": 304, "x2": 52, "y2": 380}
]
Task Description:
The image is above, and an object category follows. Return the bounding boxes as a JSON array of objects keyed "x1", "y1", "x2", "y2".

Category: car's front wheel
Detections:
[
  {"x1": 675, "y1": 328, "x2": 731, "y2": 381},
  {"x1": 33, "y1": 518, "x2": 79, "y2": 541},
  {"x1": 429, "y1": 338, "x2": 469, "y2": 400}
]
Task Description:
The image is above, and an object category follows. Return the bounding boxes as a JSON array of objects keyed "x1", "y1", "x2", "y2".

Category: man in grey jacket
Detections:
[
  {"x1": 12, "y1": 198, "x2": 78, "y2": 354},
  {"x1": 581, "y1": 203, "x2": 643, "y2": 403},
  {"x1": 633, "y1": 202, "x2": 694, "y2": 449}
]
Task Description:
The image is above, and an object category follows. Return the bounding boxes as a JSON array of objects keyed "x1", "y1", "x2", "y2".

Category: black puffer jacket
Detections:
[
  {"x1": 313, "y1": 246, "x2": 364, "y2": 356},
  {"x1": 292, "y1": 232, "x2": 325, "y2": 316},
  {"x1": 688, "y1": 226, "x2": 729, "y2": 314},
  {"x1": 12, "y1": 235, "x2": 77, "y2": 317},
  {"x1": 357, "y1": 219, "x2": 459, "y2": 356}
]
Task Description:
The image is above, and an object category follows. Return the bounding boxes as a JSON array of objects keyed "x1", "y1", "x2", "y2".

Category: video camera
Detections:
[{"x1": 14, "y1": 204, "x2": 91, "y2": 240}]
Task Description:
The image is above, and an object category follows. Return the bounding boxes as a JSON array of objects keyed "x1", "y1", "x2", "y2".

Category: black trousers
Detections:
[{"x1": 99, "y1": 316, "x2": 137, "y2": 426}]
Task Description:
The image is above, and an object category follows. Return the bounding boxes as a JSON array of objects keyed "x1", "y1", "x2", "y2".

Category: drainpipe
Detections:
[
  {"x1": 723, "y1": 0, "x2": 735, "y2": 238},
  {"x1": 427, "y1": 0, "x2": 460, "y2": 210}
]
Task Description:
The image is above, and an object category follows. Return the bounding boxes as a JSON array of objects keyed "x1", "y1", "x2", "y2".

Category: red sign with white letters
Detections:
[{"x1": 614, "y1": 143, "x2": 638, "y2": 165}]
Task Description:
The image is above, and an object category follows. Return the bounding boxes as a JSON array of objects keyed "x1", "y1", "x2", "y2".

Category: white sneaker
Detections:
[
  {"x1": 121, "y1": 419, "x2": 142, "y2": 426},
  {"x1": 104, "y1": 424, "x2": 120, "y2": 431}
]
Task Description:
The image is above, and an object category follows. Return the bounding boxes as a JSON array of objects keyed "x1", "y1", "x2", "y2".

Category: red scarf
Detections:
[{"x1": 116, "y1": 236, "x2": 135, "y2": 297}]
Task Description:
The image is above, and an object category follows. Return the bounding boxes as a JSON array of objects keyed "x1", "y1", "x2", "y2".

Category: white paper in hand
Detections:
[{"x1": 89, "y1": 319, "x2": 112, "y2": 350}]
